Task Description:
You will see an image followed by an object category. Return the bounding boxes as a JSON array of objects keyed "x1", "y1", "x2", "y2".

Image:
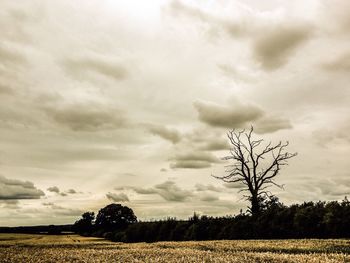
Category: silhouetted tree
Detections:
[
  {"x1": 95, "y1": 203, "x2": 137, "y2": 231},
  {"x1": 73, "y1": 212, "x2": 95, "y2": 234},
  {"x1": 214, "y1": 126, "x2": 297, "y2": 216}
]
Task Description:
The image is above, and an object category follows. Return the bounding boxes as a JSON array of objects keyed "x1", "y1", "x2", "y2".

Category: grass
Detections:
[{"x1": 0, "y1": 233, "x2": 349, "y2": 262}]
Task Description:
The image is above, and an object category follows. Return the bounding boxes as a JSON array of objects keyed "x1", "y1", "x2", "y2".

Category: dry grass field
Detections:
[{"x1": 0, "y1": 233, "x2": 349, "y2": 262}]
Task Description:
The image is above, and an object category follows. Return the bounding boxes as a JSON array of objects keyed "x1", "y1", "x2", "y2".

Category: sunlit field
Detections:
[{"x1": 0, "y1": 234, "x2": 349, "y2": 262}]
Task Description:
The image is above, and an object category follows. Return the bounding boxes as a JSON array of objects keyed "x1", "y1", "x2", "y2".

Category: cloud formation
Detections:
[
  {"x1": 47, "y1": 186, "x2": 78, "y2": 196},
  {"x1": 193, "y1": 99, "x2": 291, "y2": 133},
  {"x1": 170, "y1": 151, "x2": 220, "y2": 169},
  {"x1": 47, "y1": 186, "x2": 60, "y2": 193},
  {"x1": 168, "y1": 1, "x2": 313, "y2": 70},
  {"x1": 252, "y1": 24, "x2": 312, "y2": 70},
  {"x1": 193, "y1": 100, "x2": 263, "y2": 129},
  {"x1": 130, "y1": 181, "x2": 192, "y2": 202},
  {"x1": 182, "y1": 128, "x2": 230, "y2": 152},
  {"x1": 198, "y1": 138, "x2": 230, "y2": 151},
  {"x1": 106, "y1": 192, "x2": 129, "y2": 202},
  {"x1": 147, "y1": 124, "x2": 181, "y2": 144},
  {"x1": 0, "y1": 175, "x2": 44, "y2": 200},
  {"x1": 0, "y1": 200, "x2": 20, "y2": 209},
  {"x1": 67, "y1": 189, "x2": 77, "y2": 194},
  {"x1": 199, "y1": 193, "x2": 219, "y2": 202},
  {"x1": 43, "y1": 103, "x2": 127, "y2": 131}
]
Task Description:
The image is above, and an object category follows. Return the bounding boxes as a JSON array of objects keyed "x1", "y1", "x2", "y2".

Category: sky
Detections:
[{"x1": 0, "y1": 0, "x2": 349, "y2": 226}]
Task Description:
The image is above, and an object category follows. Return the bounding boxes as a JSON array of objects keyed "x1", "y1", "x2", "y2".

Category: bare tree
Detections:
[{"x1": 214, "y1": 126, "x2": 297, "y2": 216}]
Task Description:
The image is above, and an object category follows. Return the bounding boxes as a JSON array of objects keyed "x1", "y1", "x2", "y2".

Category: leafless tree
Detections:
[{"x1": 214, "y1": 126, "x2": 297, "y2": 215}]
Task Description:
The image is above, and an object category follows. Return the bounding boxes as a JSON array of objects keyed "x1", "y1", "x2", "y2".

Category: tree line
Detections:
[{"x1": 73, "y1": 198, "x2": 350, "y2": 242}]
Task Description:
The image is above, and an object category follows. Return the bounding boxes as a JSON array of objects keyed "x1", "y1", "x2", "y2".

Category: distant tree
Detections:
[
  {"x1": 214, "y1": 126, "x2": 297, "y2": 216},
  {"x1": 95, "y1": 204, "x2": 137, "y2": 231},
  {"x1": 73, "y1": 212, "x2": 95, "y2": 234},
  {"x1": 47, "y1": 225, "x2": 61, "y2": 235}
]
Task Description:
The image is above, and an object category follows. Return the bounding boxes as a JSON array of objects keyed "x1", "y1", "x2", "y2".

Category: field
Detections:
[{"x1": 0, "y1": 234, "x2": 349, "y2": 262}]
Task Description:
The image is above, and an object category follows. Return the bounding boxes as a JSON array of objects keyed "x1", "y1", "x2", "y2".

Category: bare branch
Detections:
[{"x1": 213, "y1": 126, "x2": 297, "y2": 215}]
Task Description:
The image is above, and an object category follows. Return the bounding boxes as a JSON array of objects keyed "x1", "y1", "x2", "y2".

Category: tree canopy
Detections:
[{"x1": 95, "y1": 203, "x2": 137, "y2": 231}]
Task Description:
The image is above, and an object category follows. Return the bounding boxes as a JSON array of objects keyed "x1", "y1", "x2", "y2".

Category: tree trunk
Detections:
[{"x1": 251, "y1": 194, "x2": 260, "y2": 216}]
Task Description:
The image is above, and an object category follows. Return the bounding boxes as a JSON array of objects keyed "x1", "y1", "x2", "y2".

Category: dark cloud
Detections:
[
  {"x1": 0, "y1": 175, "x2": 44, "y2": 200},
  {"x1": 170, "y1": 151, "x2": 220, "y2": 169},
  {"x1": 47, "y1": 187, "x2": 78, "y2": 196},
  {"x1": 197, "y1": 138, "x2": 230, "y2": 151},
  {"x1": 132, "y1": 187, "x2": 157, "y2": 195},
  {"x1": 322, "y1": 52, "x2": 350, "y2": 72},
  {"x1": 147, "y1": 124, "x2": 181, "y2": 144},
  {"x1": 43, "y1": 103, "x2": 127, "y2": 131},
  {"x1": 193, "y1": 99, "x2": 292, "y2": 133},
  {"x1": 193, "y1": 100, "x2": 263, "y2": 129},
  {"x1": 66, "y1": 189, "x2": 77, "y2": 194},
  {"x1": 253, "y1": 24, "x2": 312, "y2": 70},
  {"x1": 170, "y1": 160, "x2": 211, "y2": 169},
  {"x1": 106, "y1": 192, "x2": 129, "y2": 202},
  {"x1": 63, "y1": 56, "x2": 128, "y2": 82},
  {"x1": 199, "y1": 194, "x2": 219, "y2": 202},
  {"x1": 47, "y1": 186, "x2": 60, "y2": 193},
  {"x1": 154, "y1": 181, "x2": 193, "y2": 202},
  {"x1": 181, "y1": 128, "x2": 230, "y2": 152},
  {"x1": 0, "y1": 200, "x2": 20, "y2": 209},
  {"x1": 130, "y1": 181, "x2": 192, "y2": 202}
]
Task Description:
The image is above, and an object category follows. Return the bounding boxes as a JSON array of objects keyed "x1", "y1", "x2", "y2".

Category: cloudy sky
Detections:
[{"x1": 1, "y1": 0, "x2": 349, "y2": 226}]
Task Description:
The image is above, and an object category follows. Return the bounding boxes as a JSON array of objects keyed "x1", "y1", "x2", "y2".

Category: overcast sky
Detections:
[{"x1": 0, "y1": 0, "x2": 349, "y2": 226}]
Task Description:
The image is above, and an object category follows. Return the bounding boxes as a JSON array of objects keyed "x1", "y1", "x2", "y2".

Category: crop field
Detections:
[{"x1": 0, "y1": 234, "x2": 349, "y2": 262}]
